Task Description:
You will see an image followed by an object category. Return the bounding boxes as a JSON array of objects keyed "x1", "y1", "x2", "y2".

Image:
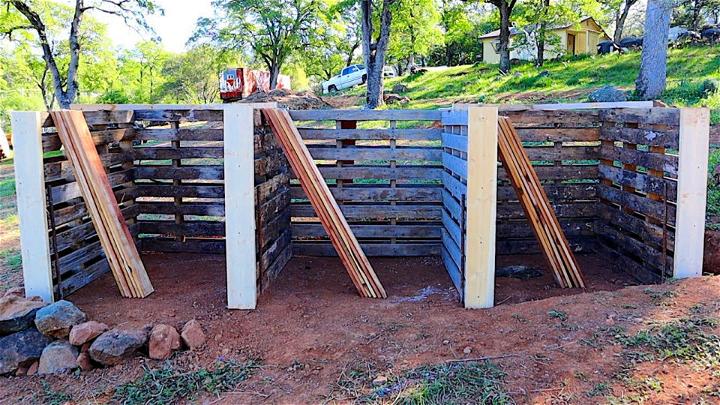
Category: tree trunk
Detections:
[
  {"x1": 497, "y1": 1, "x2": 512, "y2": 74},
  {"x1": 361, "y1": 0, "x2": 395, "y2": 109},
  {"x1": 613, "y1": 1, "x2": 635, "y2": 43},
  {"x1": 536, "y1": 0, "x2": 549, "y2": 66},
  {"x1": 636, "y1": 0, "x2": 673, "y2": 100},
  {"x1": 268, "y1": 62, "x2": 280, "y2": 90}
]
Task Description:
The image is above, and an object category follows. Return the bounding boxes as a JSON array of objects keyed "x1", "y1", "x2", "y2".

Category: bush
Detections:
[{"x1": 96, "y1": 89, "x2": 130, "y2": 104}]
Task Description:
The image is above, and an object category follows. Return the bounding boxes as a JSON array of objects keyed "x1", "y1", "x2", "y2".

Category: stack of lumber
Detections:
[
  {"x1": 51, "y1": 110, "x2": 154, "y2": 298},
  {"x1": 262, "y1": 108, "x2": 387, "y2": 298},
  {"x1": 498, "y1": 117, "x2": 585, "y2": 288}
]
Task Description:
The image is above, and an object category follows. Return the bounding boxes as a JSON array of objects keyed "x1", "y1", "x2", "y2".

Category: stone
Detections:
[
  {"x1": 3, "y1": 287, "x2": 25, "y2": 298},
  {"x1": 384, "y1": 93, "x2": 410, "y2": 104},
  {"x1": 69, "y1": 321, "x2": 108, "y2": 346},
  {"x1": 27, "y1": 361, "x2": 38, "y2": 376},
  {"x1": 88, "y1": 328, "x2": 147, "y2": 366},
  {"x1": 148, "y1": 324, "x2": 181, "y2": 360},
  {"x1": 76, "y1": 352, "x2": 93, "y2": 371},
  {"x1": 588, "y1": 85, "x2": 628, "y2": 103},
  {"x1": 35, "y1": 300, "x2": 87, "y2": 338},
  {"x1": 181, "y1": 320, "x2": 206, "y2": 350},
  {"x1": 463, "y1": 346, "x2": 472, "y2": 354},
  {"x1": 391, "y1": 83, "x2": 409, "y2": 93},
  {"x1": 0, "y1": 294, "x2": 46, "y2": 336},
  {"x1": 0, "y1": 328, "x2": 51, "y2": 374},
  {"x1": 38, "y1": 341, "x2": 79, "y2": 374}
]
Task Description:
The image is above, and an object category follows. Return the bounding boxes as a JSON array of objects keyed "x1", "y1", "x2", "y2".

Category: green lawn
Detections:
[{"x1": 341, "y1": 46, "x2": 720, "y2": 123}]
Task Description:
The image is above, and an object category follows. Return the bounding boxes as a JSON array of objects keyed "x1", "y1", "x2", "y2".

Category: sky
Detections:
[{"x1": 97, "y1": 0, "x2": 215, "y2": 53}]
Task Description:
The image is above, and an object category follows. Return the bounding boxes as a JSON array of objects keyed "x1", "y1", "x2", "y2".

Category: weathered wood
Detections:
[
  {"x1": 600, "y1": 126, "x2": 679, "y2": 148},
  {"x1": 598, "y1": 184, "x2": 676, "y2": 222},
  {"x1": 134, "y1": 147, "x2": 224, "y2": 160},
  {"x1": 498, "y1": 165, "x2": 598, "y2": 181},
  {"x1": 289, "y1": 109, "x2": 442, "y2": 121},
  {"x1": 138, "y1": 221, "x2": 225, "y2": 236},
  {"x1": 306, "y1": 146, "x2": 441, "y2": 161},
  {"x1": 598, "y1": 108, "x2": 680, "y2": 126},
  {"x1": 291, "y1": 204, "x2": 442, "y2": 221},
  {"x1": 43, "y1": 128, "x2": 134, "y2": 152},
  {"x1": 290, "y1": 165, "x2": 444, "y2": 180},
  {"x1": 497, "y1": 184, "x2": 597, "y2": 201},
  {"x1": 599, "y1": 143, "x2": 678, "y2": 176},
  {"x1": 137, "y1": 202, "x2": 225, "y2": 216},
  {"x1": 134, "y1": 166, "x2": 224, "y2": 180},
  {"x1": 442, "y1": 152, "x2": 467, "y2": 179},
  {"x1": 290, "y1": 185, "x2": 442, "y2": 202},
  {"x1": 598, "y1": 165, "x2": 677, "y2": 197},
  {"x1": 141, "y1": 239, "x2": 226, "y2": 253},
  {"x1": 42, "y1": 110, "x2": 135, "y2": 128},
  {"x1": 298, "y1": 127, "x2": 441, "y2": 141},
  {"x1": 293, "y1": 242, "x2": 441, "y2": 256},
  {"x1": 596, "y1": 222, "x2": 672, "y2": 272},
  {"x1": 134, "y1": 109, "x2": 224, "y2": 122},
  {"x1": 292, "y1": 223, "x2": 441, "y2": 238},
  {"x1": 597, "y1": 207, "x2": 673, "y2": 250},
  {"x1": 136, "y1": 184, "x2": 225, "y2": 199},
  {"x1": 497, "y1": 201, "x2": 596, "y2": 219},
  {"x1": 134, "y1": 128, "x2": 224, "y2": 142}
]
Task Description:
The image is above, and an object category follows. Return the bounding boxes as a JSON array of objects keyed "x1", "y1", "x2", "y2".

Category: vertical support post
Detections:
[
  {"x1": 11, "y1": 112, "x2": 54, "y2": 302},
  {"x1": 673, "y1": 108, "x2": 710, "y2": 278},
  {"x1": 224, "y1": 105, "x2": 257, "y2": 309},
  {"x1": 464, "y1": 106, "x2": 498, "y2": 309}
]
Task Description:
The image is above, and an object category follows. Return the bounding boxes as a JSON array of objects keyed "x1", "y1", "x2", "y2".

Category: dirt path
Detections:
[{"x1": 2, "y1": 253, "x2": 718, "y2": 404}]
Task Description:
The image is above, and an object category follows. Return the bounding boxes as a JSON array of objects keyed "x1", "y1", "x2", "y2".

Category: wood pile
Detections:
[
  {"x1": 262, "y1": 108, "x2": 387, "y2": 298},
  {"x1": 51, "y1": 110, "x2": 154, "y2": 298},
  {"x1": 498, "y1": 117, "x2": 585, "y2": 288}
]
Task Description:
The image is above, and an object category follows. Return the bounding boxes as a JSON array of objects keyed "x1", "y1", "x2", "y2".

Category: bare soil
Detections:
[{"x1": 2, "y1": 252, "x2": 719, "y2": 404}]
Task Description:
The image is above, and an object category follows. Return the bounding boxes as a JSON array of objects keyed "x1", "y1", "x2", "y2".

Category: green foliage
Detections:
[
  {"x1": 0, "y1": 249, "x2": 21, "y2": 272},
  {"x1": 36, "y1": 381, "x2": 72, "y2": 405},
  {"x1": 0, "y1": 176, "x2": 15, "y2": 198},
  {"x1": 113, "y1": 359, "x2": 261, "y2": 405},
  {"x1": 548, "y1": 309, "x2": 568, "y2": 321},
  {"x1": 387, "y1": 0, "x2": 443, "y2": 68},
  {"x1": 615, "y1": 318, "x2": 720, "y2": 367},
  {"x1": 708, "y1": 149, "x2": 720, "y2": 219}
]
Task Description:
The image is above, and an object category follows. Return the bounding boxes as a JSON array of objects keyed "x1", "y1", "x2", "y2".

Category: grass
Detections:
[
  {"x1": 36, "y1": 381, "x2": 72, "y2": 405},
  {"x1": 340, "y1": 46, "x2": 720, "y2": 122},
  {"x1": 615, "y1": 318, "x2": 720, "y2": 367},
  {"x1": 113, "y1": 359, "x2": 260, "y2": 405},
  {"x1": 330, "y1": 360, "x2": 512, "y2": 404}
]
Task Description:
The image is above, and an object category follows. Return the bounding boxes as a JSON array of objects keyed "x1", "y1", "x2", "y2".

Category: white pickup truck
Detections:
[{"x1": 321, "y1": 64, "x2": 396, "y2": 94}]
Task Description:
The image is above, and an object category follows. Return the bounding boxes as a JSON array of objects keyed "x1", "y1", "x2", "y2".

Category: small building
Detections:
[{"x1": 480, "y1": 17, "x2": 610, "y2": 64}]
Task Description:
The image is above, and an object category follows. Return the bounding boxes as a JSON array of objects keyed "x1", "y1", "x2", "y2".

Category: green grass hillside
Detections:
[{"x1": 342, "y1": 46, "x2": 720, "y2": 123}]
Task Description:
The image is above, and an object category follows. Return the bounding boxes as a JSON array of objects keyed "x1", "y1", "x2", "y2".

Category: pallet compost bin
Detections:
[{"x1": 11, "y1": 102, "x2": 710, "y2": 309}]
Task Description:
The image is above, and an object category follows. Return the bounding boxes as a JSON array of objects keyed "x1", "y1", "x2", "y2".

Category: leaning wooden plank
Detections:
[
  {"x1": 498, "y1": 117, "x2": 585, "y2": 288},
  {"x1": 51, "y1": 110, "x2": 154, "y2": 298},
  {"x1": 262, "y1": 108, "x2": 386, "y2": 298}
]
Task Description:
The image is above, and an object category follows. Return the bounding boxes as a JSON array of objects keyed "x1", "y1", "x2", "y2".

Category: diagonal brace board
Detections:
[
  {"x1": 262, "y1": 108, "x2": 386, "y2": 298},
  {"x1": 497, "y1": 117, "x2": 585, "y2": 288},
  {"x1": 51, "y1": 110, "x2": 153, "y2": 298}
]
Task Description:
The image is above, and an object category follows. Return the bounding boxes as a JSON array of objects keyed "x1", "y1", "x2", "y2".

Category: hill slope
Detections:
[{"x1": 335, "y1": 46, "x2": 720, "y2": 123}]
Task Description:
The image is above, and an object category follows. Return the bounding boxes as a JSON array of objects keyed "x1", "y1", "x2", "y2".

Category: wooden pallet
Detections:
[
  {"x1": 262, "y1": 108, "x2": 386, "y2": 298},
  {"x1": 498, "y1": 117, "x2": 585, "y2": 288},
  {"x1": 51, "y1": 110, "x2": 153, "y2": 298}
]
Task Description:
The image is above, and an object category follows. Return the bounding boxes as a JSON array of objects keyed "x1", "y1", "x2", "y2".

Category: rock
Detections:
[
  {"x1": 69, "y1": 321, "x2": 108, "y2": 346},
  {"x1": 0, "y1": 294, "x2": 47, "y2": 336},
  {"x1": 463, "y1": 346, "x2": 472, "y2": 354},
  {"x1": 3, "y1": 287, "x2": 25, "y2": 298},
  {"x1": 537, "y1": 70, "x2": 550, "y2": 78},
  {"x1": 88, "y1": 328, "x2": 147, "y2": 366},
  {"x1": 38, "y1": 341, "x2": 79, "y2": 374},
  {"x1": 384, "y1": 93, "x2": 410, "y2": 104},
  {"x1": 496, "y1": 265, "x2": 543, "y2": 280},
  {"x1": 76, "y1": 352, "x2": 93, "y2": 371},
  {"x1": 148, "y1": 324, "x2": 181, "y2": 360},
  {"x1": 391, "y1": 83, "x2": 409, "y2": 93},
  {"x1": 588, "y1": 85, "x2": 628, "y2": 103},
  {"x1": 35, "y1": 300, "x2": 87, "y2": 338},
  {"x1": 181, "y1": 320, "x2": 206, "y2": 350},
  {"x1": 27, "y1": 361, "x2": 38, "y2": 376},
  {"x1": 372, "y1": 375, "x2": 388, "y2": 386},
  {"x1": 0, "y1": 328, "x2": 51, "y2": 374}
]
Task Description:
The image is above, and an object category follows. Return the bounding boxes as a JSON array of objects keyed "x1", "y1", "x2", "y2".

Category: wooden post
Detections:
[
  {"x1": 224, "y1": 105, "x2": 257, "y2": 309},
  {"x1": 11, "y1": 112, "x2": 54, "y2": 302},
  {"x1": 464, "y1": 106, "x2": 498, "y2": 308},
  {"x1": 673, "y1": 108, "x2": 710, "y2": 278}
]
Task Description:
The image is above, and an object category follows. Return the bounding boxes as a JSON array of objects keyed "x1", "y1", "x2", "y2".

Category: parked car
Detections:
[{"x1": 322, "y1": 64, "x2": 397, "y2": 94}]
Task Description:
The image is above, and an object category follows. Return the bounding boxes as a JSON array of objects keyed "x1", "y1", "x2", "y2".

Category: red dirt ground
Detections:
[{"x1": 1, "y1": 253, "x2": 719, "y2": 404}]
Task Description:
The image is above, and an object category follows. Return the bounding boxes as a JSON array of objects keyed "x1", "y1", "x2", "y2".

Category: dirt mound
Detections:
[{"x1": 241, "y1": 89, "x2": 332, "y2": 110}]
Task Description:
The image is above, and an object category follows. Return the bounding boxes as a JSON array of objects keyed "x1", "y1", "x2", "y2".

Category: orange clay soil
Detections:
[{"x1": 1, "y1": 252, "x2": 719, "y2": 404}]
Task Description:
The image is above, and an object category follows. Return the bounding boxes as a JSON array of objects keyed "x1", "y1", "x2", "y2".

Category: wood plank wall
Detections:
[
  {"x1": 596, "y1": 108, "x2": 680, "y2": 283},
  {"x1": 439, "y1": 110, "x2": 467, "y2": 293},
  {"x1": 41, "y1": 111, "x2": 138, "y2": 297},
  {"x1": 495, "y1": 109, "x2": 602, "y2": 254},
  {"x1": 288, "y1": 109, "x2": 444, "y2": 257}
]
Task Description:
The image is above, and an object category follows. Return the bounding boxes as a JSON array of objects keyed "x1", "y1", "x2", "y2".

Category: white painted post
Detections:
[
  {"x1": 464, "y1": 106, "x2": 498, "y2": 308},
  {"x1": 673, "y1": 108, "x2": 710, "y2": 278},
  {"x1": 11, "y1": 112, "x2": 54, "y2": 302},
  {"x1": 224, "y1": 105, "x2": 257, "y2": 309}
]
